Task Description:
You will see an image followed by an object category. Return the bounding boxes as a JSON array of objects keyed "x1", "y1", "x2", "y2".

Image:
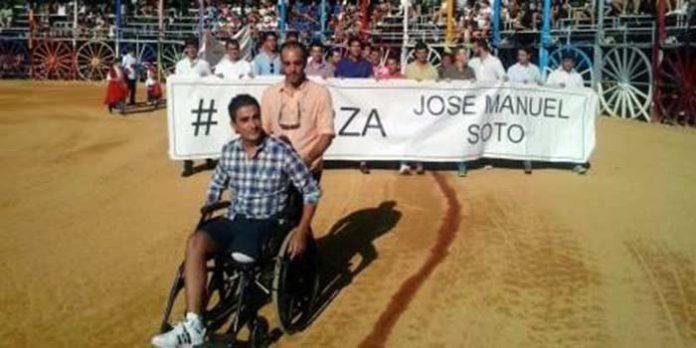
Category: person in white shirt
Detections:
[
  {"x1": 213, "y1": 38, "x2": 253, "y2": 79},
  {"x1": 507, "y1": 46, "x2": 542, "y2": 85},
  {"x1": 175, "y1": 39, "x2": 214, "y2": 177},
  {"x1": 546, "y1": 55, "x2": 584, "y2": 88},
  {"x1": 507, "y1": 46, "x2": 542, "y2": 175},
  {"x1": 468, "y1": 38, "x2": 507, "y2": 83},
  {"x1": 546, "y1": 55, "x2": 589, "y2": 174},
  {"x1": 175, "y1": 40, "x2": 212, "y2": 78},
  {"x1": 463, "y1": 38, "x2": 505, "y2": 174},
  {"x1": 121, "y1": 49, "x2": 138, "y2": 105}
]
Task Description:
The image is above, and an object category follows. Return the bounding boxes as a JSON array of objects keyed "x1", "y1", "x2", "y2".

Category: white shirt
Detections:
[
  {"x1": 507, "y1": 62, "x2": 542, "y2": 84},
  {"x1": 214, "y1": 57, "x2": 253, "y2": 79},
  {"x1": 546, "y1": 68, "x2": 584, "y2": 88},
  {"x1": 469, "y1": 54, "x2": 507, "y2": 82},
  {"x1": 175, "y1": 57, "x2": 212, "y2": 77},
  {"x1": 121, "y1": 53, "x2": 137, "y2": 80}
]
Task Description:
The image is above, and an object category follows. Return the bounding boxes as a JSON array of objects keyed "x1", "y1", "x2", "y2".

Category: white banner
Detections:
[{"x1": 167, "y1": 76, "x2": 597, "y2": 163}]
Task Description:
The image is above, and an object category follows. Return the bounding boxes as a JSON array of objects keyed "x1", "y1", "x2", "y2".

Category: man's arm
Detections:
[
  {"x1": 303, "y1": 88, "x2": 336, "y2": 165},
  {"x1": 260, "y1": 89, "x2": 274, "y2": 134},
  {"x1": 496, "y1": 60, "x2": 508, "y2": 81},
  {"x1": 283, "y1": 146, "x2": 321, "y2": 258},
  {"x1": 204, "y1": 150, "x2": 230, "y2": 205},
  {"x1": 252, "y1": 56, "x2": 262, "y2": 76},
  {"x1": 304, "y1": 134, "x2": 333, "y2": 166}
]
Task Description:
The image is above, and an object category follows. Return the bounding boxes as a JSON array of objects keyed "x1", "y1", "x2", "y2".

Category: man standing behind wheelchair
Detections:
[
  {"x1": 260, "y1": 41, "x2": 336, "y2": 180},
  {"x1": 151, "y1": 94, "x2": 321, "y2": 348}
]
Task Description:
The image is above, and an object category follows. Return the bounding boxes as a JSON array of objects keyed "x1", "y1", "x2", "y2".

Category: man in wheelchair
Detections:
[{"x1": 152, "y1": 94, "x2": 321, "y2": 348}]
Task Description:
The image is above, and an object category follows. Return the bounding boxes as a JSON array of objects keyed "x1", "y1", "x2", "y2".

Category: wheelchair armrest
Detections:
[{"x1": 200, "y1": 201, "x2": 231, "y2": 216}]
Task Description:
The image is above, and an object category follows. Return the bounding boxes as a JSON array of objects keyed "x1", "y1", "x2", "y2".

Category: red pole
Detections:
[
  {"x1": 652, "y1": 0, "x2": 667, "y2": 122},
  {"x1": 359, "y1": 0, "x2": 370, "y2": 39}
]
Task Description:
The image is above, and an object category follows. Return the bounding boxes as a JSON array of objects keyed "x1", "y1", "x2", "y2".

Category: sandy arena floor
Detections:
[{"x1": 0, "y1": 81, "x2": 695, "y2": 347}]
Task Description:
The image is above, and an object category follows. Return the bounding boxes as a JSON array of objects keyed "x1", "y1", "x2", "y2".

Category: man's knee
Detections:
[{"x1": 186, "y1": 231, "x2": 213, "y2": 256}]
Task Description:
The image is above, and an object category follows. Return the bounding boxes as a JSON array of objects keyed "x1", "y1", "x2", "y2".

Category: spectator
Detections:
[
  {"x1": 214, "y1": 38, "x2": 253, "y2": 79},
  {"x1": 469, "y1": 38, "x2": 507, "y2": 82},
  {"x1": 507, "y1": 46, "x2": 542, "y2": 175},
  {"x1": 253, "y1": 31, "x2": 281, "y2": 75},
  {"x1": 441, "y1": 47, "x2": 475, "y2": 81},
  {"x1": 546, "y1": 54, "x2": 584, "y2": 88},
  {"x1": 507, "y1": 46, "x2": 542, "y2": 85},
  {"x1": 403, "y1": 41, "x2": 438, "y2": 176},
  {"x1": 376, "y1": 55, "x2": 404, "y2": 80},
  {"x1": 121, "y1": 48, "x2": 138, "y2": 105},
  {"x1": 368, "y1": 49, "x2": 387, "y2": 77},
  {"x1": 335, "y1": 37, "x2": 373, "y2": 78},
  {"x1": 441, "y1": 47, "x2": 475, "y2": 177},
  {"x1": 285, "y1": 31, "x2": 299, "y2": 43},
  {"x1": 405, "y1": 41, "x2": 438, "y2": 81},
  {"x1": 0, "y1": 5, "x2": 12, "y2": 28},
  {"x1": 335, "y1": 37, "x2": 373, "y2": 174},
  {"x1": 104, "y1": 62, "x2": 128, "y2": 115},
  {"x1": 546, "y1": 54, "x2": 588, "y2": 175},
  {"x1": 145, "y1": 64, "x2": 163, "y2": 106},
  {"x1": 305, "y1": 42, "x2": 335, "y2": 79},
  {"x1": 328, "y1": 48, "x2": 343, "y2": 69},
  {"x1": 175, "y1": 39, "x2": 213, "y2": 178},
  {"x1": 438, "y1": 52, "x2": 454, "y2": 78},
  {"x1": 362, "y1": 42, "x2": 372, "y2": 59}
]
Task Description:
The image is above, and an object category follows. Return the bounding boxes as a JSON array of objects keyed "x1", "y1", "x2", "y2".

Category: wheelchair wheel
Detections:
[
  {"x1": 158, "y1": 256, "x2": 241, "y2": 334},
  {"x1": 272, "y1": 229, "x2": 320, "y2": 334}
]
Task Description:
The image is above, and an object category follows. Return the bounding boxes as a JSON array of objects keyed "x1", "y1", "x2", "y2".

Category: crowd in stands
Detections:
[{"x1": 3, "y1": 0, "x2": 678, "y2": 42}]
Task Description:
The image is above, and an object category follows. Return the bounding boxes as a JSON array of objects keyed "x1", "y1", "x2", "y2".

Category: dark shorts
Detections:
[{"x1": 200, "y1": 215, "x2": 277, "y2": 261}]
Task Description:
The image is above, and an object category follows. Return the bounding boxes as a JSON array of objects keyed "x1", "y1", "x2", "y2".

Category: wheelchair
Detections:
[{"x1": 157, "y1": 200, "x2": 320, "y2": 347}]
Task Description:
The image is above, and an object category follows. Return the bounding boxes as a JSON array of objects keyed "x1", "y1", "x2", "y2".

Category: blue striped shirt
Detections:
[{"x1": 205, "y1": 136, "x2": 321, "y2": 220}]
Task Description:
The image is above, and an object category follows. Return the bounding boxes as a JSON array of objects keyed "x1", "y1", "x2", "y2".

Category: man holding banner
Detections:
[
  {"x1": 176, "y1": 39, "x2": 213, "y2": 177},
  {"x1": 507, "y1": 46, "x2": 542, "y2": 175},
  {"x1": 214, "y1": 38, "x2": 253, "y2": 80},
  {"x1": 253, "y1": 32, "x2": 281, "y2": 76}
]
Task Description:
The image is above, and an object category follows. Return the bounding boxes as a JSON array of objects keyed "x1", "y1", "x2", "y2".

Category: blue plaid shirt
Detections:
[{"x1": 205, "y1": 136, "x2": 321, "y2": 220}]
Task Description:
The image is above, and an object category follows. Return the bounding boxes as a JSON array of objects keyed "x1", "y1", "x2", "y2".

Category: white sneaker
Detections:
[
  {"x1": 151, "y1": 314, "x2": 205, "y2": 348},
  {"x1": 399, "y1": 163, "x2": 411, "y2": 175}
]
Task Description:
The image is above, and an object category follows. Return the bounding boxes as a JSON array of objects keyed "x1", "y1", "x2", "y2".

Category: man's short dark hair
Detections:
[
  {"x1": 226, "y1": 38, "x2": 240, "y2": 49},
  {"x1": 474, "y1": 38, "x2": 490, "y2": 51},
  {"x1": 454, "y1": 46, "x2": 468, "y2": 55},
  {"x1": 286, "y1": 31, "x2": 299, "y2": 40},
  {"x1": 185, "y1": 38, "x2": 198, "y2": 48},
  {"x1": 348, "y1": 37, "x2": 363, "y2": 48},
  {"x1": 415, "y1": 41, "x2": 428, "y2": 52},
  {"x1": 280, "y1": 41, "x2": 308, "y2": 63},
  {"x1": 562, "y1": 54, "x2": 575, "y2": 61},
  {"x1": 262, "y1": 31, "x2": 278, "y2": 42},
  {"x1": 228, "y1": 94, "x2": 260, "y2": 123},
  {"x1": 519, "y1": 46, "x2": 533, "y2": 55},
  {"x1": 310, "y1": 41, "x2": 324, "y2": 51}
]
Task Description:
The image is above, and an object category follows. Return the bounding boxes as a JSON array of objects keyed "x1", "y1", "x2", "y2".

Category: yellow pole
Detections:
[{"x1": 446, "y1": 0, "x2": 454, "y2": 47}]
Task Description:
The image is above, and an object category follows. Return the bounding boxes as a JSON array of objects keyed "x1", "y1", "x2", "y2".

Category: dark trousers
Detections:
[{"x1": 127, "y1": 79, "x2": 136, "y2": 105}]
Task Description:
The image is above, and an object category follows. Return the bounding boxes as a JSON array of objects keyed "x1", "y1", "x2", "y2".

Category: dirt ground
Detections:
[{"x1": 0, "y1": 81, "x2": 695, "y2": 348}]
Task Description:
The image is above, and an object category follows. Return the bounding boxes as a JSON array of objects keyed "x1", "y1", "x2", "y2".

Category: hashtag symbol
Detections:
[{"x1": 191, "y1": 99, "x2": 218, "y2": 137}]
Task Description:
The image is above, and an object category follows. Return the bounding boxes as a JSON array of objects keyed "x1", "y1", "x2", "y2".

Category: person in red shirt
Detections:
[
  {"x1": 104, "y1": 62, "x2": 128, "y2": 115},
  {"x1": 145, "y1": 64, "x2": 163, "y2": 107}
]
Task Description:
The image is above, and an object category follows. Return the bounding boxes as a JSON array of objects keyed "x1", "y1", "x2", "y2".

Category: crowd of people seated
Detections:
[{"x1": 6, "y1": 0, "x2": 681, "y2": 43}]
